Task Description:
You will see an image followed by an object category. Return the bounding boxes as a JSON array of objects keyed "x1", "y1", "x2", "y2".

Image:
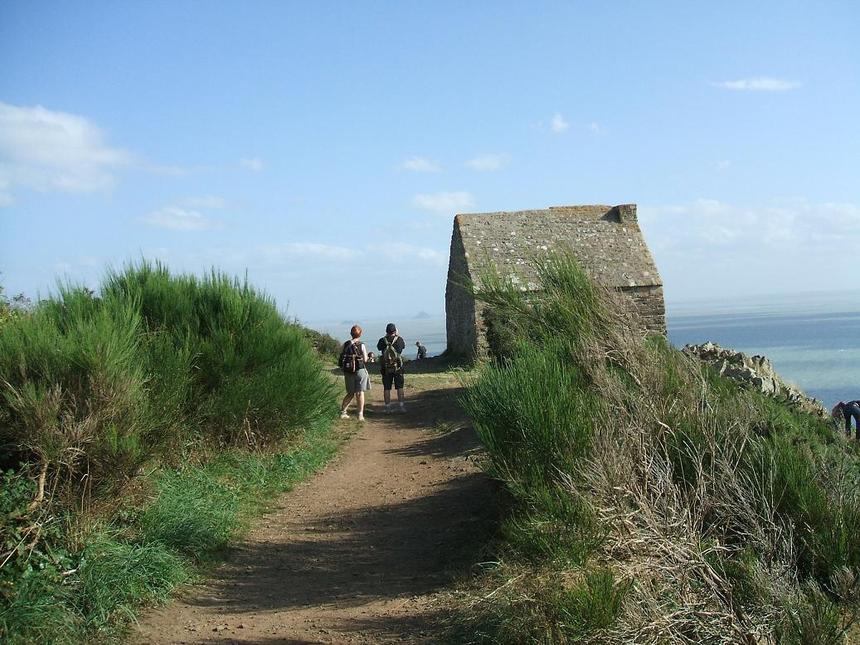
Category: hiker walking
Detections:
[
  {"x1": 339, "y1": 324, "x2": 370, "y2": 421},
  {"x1": 377, "y1": 322, "x2": 406, "y2": 412},
  {"x1": 415, "y1": 340, "x2": 427, "y2": 360},
  {"x1": 832, "y1": 400, "x2": 860, "y2": 440}
]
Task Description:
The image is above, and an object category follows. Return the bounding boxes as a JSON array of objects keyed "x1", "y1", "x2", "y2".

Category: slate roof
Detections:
[{"x1": 453, "y1": 204, "x2": 661, "y2": 290}]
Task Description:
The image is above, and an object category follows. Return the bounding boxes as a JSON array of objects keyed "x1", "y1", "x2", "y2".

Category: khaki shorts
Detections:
[{"x1": 344, "y1": 368, "x2": 371, "y2": 394}]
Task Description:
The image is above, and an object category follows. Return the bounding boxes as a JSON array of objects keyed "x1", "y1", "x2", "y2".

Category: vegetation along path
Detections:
[{"x1": 133, "y1": 364, "x2": 497, "y2": 644}]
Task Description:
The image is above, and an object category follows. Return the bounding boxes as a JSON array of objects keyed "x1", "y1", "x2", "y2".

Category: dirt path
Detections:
[{"x1": 132, "y1": 368, "x2": 497, "y2": 644}]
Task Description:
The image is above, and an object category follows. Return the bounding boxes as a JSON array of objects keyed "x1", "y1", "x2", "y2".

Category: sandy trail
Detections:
[{"x1": 132, "y1": 370, "x2": 497, "y2": 644}]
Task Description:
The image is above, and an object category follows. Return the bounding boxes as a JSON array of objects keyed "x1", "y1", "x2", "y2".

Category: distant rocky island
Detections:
[{"x1": 412, "y1": 311, "x2": 433, "y2": 319}]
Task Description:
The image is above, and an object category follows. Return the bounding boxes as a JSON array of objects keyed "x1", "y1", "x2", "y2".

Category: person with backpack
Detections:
[
  {"x1": 377, "y1": 322, "x2": 406, "y2": 413},
  {"x1": 415, "y1": 340, "x2": 427, "y2": 360},
  {"x1": 339, "y1": 324, "x2": 370, "y2": 421}
]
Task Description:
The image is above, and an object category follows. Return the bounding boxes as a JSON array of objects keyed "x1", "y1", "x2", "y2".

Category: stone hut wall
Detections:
[
  {"x1": 444, "y1": 222, "x2": 478, "y2": 357},
  {"x1": 445, "y1": 204, "x2": 665, "y2": 359},
  {"x1": 620, "y1": 285, "x2": 666, "y2": 335}
]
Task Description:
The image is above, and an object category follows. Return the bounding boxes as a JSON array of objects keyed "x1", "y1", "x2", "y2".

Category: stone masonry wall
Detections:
[
  {"x1": 445, "y1": 204, "x2": 666, "y2": 359},
  {"x1": 621, "y1": 285, "x2": 666, "y2": 335},
  {"x1": 445, "y1": 223, "x2": 478, "y2": 356}
]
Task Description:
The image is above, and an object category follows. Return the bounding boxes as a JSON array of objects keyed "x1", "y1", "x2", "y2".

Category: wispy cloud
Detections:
[
  {"x1": 642, "y1": 199, "x2": 860, "y2": 252},
  {"x1": 259, "y1": 242, "x2": 360, "y2": 262},
  {"x1": 182, "y1": 195, "x2": 229, "y2": 209},
  {"x1": 141, "y1": 206, "x2": 220, "y2": 231},
  {"x1": 713, "y1": 77, "x2": 801, "y2": 91},
  {"x1": 588, "y1": 121, "x2": 601, "y2": 134},
  {"x1": 365, "y1": 242, "x2": 447, "y2": 267},
  {"x1": 412, "y1": 191, "x2": 475, "y2": 215},
  {"x1": 245, "y1": 241, "x2": 445, "y2": 267},
  {"x1": 400, "y1": 156, "x2": 441, "y2": 173},
  {"x1": 466, "y1": 153, "x2": 509, "y2": 172},
  {"x1": 0, "y1": 101, "x2": 131, "y2": 204},
  {"x1": 715, "y1": 160, "x2": 732, "y2": 171},
  {"x1": 550, "y1": 113, "x2": 570, "y2": 133},
  {"x1": 240, "y1": 157, "x2": 264, "y2": 172},
  {"x1": 640, "y1": 199, "x2": 860, "y2": 299}
]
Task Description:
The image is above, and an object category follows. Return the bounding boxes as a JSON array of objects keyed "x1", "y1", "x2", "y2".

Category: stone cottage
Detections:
[{"x1": 445, "y1": 204, "x2": 665, "y2": 358}]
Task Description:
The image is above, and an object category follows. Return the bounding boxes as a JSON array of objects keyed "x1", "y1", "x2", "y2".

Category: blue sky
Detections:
[{"x1": 1, "y1": 1, "x2": 858, "y2": 322}]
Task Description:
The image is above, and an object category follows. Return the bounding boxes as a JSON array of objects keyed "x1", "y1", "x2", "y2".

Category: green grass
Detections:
[
  {"x1": 0, "y1": 263, "x2": 341, "y2": 643},
  {"x1": 0, "y1": 421, "x2": 340, "y2": 643},
  {"x1": 456, "y1": 251, "x2": 860, "y2": 643}
]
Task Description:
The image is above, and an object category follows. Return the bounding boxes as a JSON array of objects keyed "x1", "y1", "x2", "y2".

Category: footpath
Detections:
[{"x1": 132, "y1": 368, "x2": 497, "y2": 644}]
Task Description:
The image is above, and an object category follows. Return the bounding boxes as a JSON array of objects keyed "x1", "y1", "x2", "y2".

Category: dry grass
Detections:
[{"x1": 457, "y1": 252, "x2": 860, "y2": 644}]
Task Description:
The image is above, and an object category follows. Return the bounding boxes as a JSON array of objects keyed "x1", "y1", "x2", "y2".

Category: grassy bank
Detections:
[
  {"x1": 0, "y1": 264, "x2": 340, "y2": 643},
  {"x1": 458, "y1": 254, "x2": 860, "y2": 644}
]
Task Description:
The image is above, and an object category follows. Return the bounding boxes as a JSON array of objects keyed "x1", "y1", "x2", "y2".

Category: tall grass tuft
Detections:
[
  {"x1": 459, "y1": 251, "x2": 860, "y2": 643},
  {"x1": 0, "y1": 264, "x2": 339, "y2": 643}
]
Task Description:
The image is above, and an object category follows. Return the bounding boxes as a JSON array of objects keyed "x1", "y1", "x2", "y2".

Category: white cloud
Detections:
[
  {"x1": 713, "y1": 77, "x2": 801, "y2": 91},
  {"x1": 550, "y1": 113, "x2": 570, "y2": 133},
  {"x1": 146, "y1": 163, "x2": 189, "y2": 177},
  {"x1": 259, "y1": 242, "x2": 360, "y2": 262},
  {"x1": 588, "y1": 121, "x2": 601, "y2": 134},
  {"x1": 466, "y1": 153, "x2": 509, "y2": 172},
  {"x1": 365, "y1": 242, "x2": 447, "y2": 267},
  {"x1": 401, "y1": 156, "x2": 441, "y2": 172},
  {"x1": 412, "y1": 191, "x2": 475, "y2": 216},
  {"x1": 715, "y1": 160, "x2": 732, "y2": 171},
  {"x1": 182, "y1": 195, "x2": 229, "y2": 209},
  {"x1": 240, "y1": 157, "x2": 264, "y2": 172},
  {"x1": 0, "y1": 177, "x2": 12, "y2": 206},
  {"x1": 0, "y1": 102, "x2": 131, "y2": 203},
  {"x1": 639, "y1": 199, "x2": 860, "y2": 298},
  {"x1": 141, "y1": 206, "x2": 219, "y2": 231}
]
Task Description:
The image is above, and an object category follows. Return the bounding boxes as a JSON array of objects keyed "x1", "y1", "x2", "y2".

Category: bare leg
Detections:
[
  {"x1": 397, "y1": 388, "x2": 405, "y2": 404},
  {"x1": 357, "y1": 391, "x2": 365, "y2": 420},
  {"x1": 340, "y1": 393, "x2": 354, "y2": 415},
  {"x1": 383, "y1": 389, "x2": 391, "y2": 406}
]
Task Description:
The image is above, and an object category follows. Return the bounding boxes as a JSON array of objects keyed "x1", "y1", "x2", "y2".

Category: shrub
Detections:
[
  {"x1": 0, "y1": 287, "x2": 153, "y2": 497},
  {"x1": 459, "y1": 250, "x2": 860, "y2": 642},
  {"x1": 0, "y1": 262, "x2": 338, "y2": 502},
  {"x1": 0, "y1": 263, "x2": 340, "y2": 641}
]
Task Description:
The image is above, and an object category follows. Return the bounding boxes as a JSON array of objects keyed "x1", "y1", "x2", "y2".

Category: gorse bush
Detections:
[
  {"x1": 0, "y1": 262, "x2": 337, "y2": 500},
  {"x1": 460, "y1": 252, "x2": 860, "y2": 643},
  {"x1": 101, "y1": 262, "x2": 337, "y2": 448},
  {"x1": 0, "y1": 264, "x2": 340, "y2": 643},
  {"x1": 0, "y1": 288, "x2": 150, "y2": 489}
]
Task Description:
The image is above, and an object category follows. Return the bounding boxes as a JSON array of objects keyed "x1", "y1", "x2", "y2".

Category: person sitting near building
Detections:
[
  {"x1": 415, "y1": 340, "x2": 427, "y2": 360},
  {"x1": 832, "y1": 400, "x2": 860, "y2": 440},
  {"x1": 377, "y1": 322, "x2": 406, "y2": 412}
]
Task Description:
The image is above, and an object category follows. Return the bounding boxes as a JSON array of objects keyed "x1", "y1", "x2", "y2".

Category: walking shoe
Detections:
[
  {"x1": 340, "y1": 410, "x2": 349, "y2": 419},
  {"x1": 358, "y1": 414, "x2": 365, "y2": 422},
  {"x1": 398, "y1": 404, "x2": 407, "y2": 413}
]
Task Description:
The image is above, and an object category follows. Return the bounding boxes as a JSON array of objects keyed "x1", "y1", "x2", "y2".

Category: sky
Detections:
[{"x1": 1, "y1": 1, "x2": 858, "y2": 324}]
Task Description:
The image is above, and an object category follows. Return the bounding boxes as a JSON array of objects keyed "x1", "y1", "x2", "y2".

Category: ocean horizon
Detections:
[{"x1": 306, "y1": 290, "x2": 860, "y2": 408}]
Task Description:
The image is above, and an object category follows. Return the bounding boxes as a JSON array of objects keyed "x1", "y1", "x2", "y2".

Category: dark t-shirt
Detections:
[{"x1": 377, "y1": 334, "x2": 406, "y2": 373}]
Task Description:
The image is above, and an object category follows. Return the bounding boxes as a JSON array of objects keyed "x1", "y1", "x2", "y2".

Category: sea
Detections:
[
  {"x1": 667, "y1": 291, "x2": 860, "y2": 409},
  {"x1": 307, "y1": 291, "x2": 860, "y2": 408}
]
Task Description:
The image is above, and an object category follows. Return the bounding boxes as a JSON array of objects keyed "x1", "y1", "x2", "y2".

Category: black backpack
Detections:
[{"x1": 340, "y1": 341, "x2": 363, "y2": 374}]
